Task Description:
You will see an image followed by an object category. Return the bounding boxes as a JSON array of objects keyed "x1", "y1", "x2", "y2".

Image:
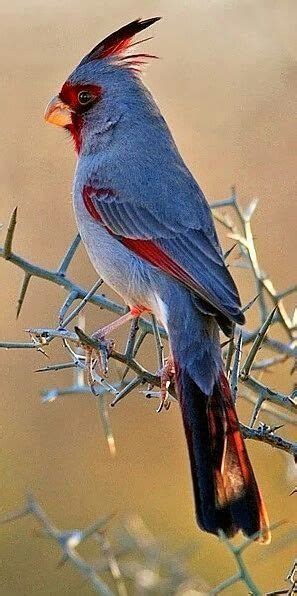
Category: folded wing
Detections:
[{"x1": 84, "y1": 186, "x2": 245, "y2": 326}]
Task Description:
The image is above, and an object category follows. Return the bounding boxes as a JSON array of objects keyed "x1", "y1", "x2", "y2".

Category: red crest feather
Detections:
[{"x1": 79, "y1": 17, "x2": 161, "y2": 65}]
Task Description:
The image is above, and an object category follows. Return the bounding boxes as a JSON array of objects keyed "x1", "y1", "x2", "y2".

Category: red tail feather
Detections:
[
  {"x1": 215, "y1": 372, "x2": 270, "y2": 543},
  {"x1": 177, "y1": 365, "x2": 270, "y2": 542}
]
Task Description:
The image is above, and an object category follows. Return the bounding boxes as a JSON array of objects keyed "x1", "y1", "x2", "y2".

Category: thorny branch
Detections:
[
  {"x1": 0, "y1": 495, "x2": 114, "y2": 595},
  {"x1": 0, "y1": 496, "x2": 291, "y2": 595},
  {"x1": 210, "y1": 522, "x2": 285, "y2": 595},
  {"x1": 0, "y1": 496, "x2": 210, "y2": 595},
  {"x1": 1, "y1": 192, "x2": 296, "y2": 458}
]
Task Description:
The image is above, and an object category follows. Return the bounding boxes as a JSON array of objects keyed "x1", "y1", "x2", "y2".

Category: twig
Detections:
[
  {"x1": 151, "y1": 313, "x2": 164, "y2": 369},
  {"x1": 241, "y1": 307, "x2": 277, "y2": 379},
  {"x1": 59, "y1": 290, "x2": 79, "y2": 324},
  {"x1": 211, "y1": 530, "x2": 261, "y2": 595},
  {"x1": 230, "y1": 332, "x2": 242, "y2": 402},
  {"x1": 211, "y1": 522, "x2": 284, "y2": 594},
  {"x1": 0, "y1": 495, "x2": 114, "y2": 595},
  {"x1": 111, "y1": 377, "x2": 143, "y2": 407},
  {"x1": 241, "y1": 423, "x2": 296, "y2": 457},
  {"x1": 60, "y1": 278, "x2": 103, "y2": 327},
  {"x1": 57, "y1": 234, "x2": 81, "y2": 276}
]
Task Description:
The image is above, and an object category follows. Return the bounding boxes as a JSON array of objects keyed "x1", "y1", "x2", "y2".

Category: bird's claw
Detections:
[
  {"x1": 75, "y1": 326, "x2": 114, "y2": 386},
  {"x1": 90, "y1": 330, "x2": 114, "y2": 376},
  {"x1": 152, "y1": 357, "x2": 175, "y2": 413}
]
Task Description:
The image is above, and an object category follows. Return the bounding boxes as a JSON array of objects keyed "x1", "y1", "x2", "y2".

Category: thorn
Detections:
[
  {"x1": 16, "y1": 272, "x2": 31, "y2": 319},
  {"x1": 241, "y1": 307, "x2": 277, "y2": 379},
  {"x1": 270, "y1": 424, "x2": 285, "y2": 433},
  {"x1": 61, "y1": 279, "x2": 103, "y2": 328},
  {"x1": 258, "y1": 422, "x2": 284, "y2": 435},
  {"x1": 3, "y1": 206, "x2": 18, "y2": 259},
  {"x1": 224, "y1": 243, "x2": 237, "y2": 261},
  {"x1": 249, "y1": 390, "x2": 266, "y2": 428},
  {"x1": 230, "y1": 331, "x2": 243, "y2": 402},
  {"x1": 35, "y1": 362, "x2": 77, "y2": 373},
  {"x1": 242, "y1": 294, "x2": 260, "y2": 313},
  {"x1": 110, "y1": 377, "x2": 141, "y2": 407},
  {"x1": 37, "y1": 347, "x2": 50, "y2": 358},
  {"x1": 225, "y1": 333, "x2": 235, "y2": 377},
  {"x1": 57, "y1": 233, "x2": 81, "y2": 276},
  {"x1": 221, "y1": 338, "x2": 232, "y2": 348},
  {"x1": 58, "y1": 290, "x2": 79, "y2": 326}
]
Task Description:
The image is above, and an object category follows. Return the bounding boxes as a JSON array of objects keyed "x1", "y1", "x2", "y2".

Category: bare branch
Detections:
[
  {"x1": 241, "y1": 423, "x2": 296, "y2": 457},
  {"x1": 57, "y1": 234, "x2": 81, "y2": 276},
  {"x1": 0, "y1": 495, "x2": 114, "y2": 594},
  {"x1": 230, "y1": 331, "x2": 243, "y2": 402},
  {"x1": 60, "y1": 278, "x2": 103, "y2": 327}
]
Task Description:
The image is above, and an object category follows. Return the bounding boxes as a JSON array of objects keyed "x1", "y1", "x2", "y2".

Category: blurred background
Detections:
[{"x1": 0, "y1": 0, "x2": 296, "y2": 593}]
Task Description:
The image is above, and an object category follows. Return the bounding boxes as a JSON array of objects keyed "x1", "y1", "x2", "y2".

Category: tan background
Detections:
[{"x1": 0, "y1": 0, "x2": 296, "y2": 593}]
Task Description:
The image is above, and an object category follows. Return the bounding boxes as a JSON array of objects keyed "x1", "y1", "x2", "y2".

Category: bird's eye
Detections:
[{"x1": 78, "y1": 90, "x2": 93, "y2": 105}]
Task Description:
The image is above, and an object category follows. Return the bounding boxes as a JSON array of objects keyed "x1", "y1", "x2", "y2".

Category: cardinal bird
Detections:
[{"x1": 45, "y1": 18, "x2": 270, "y2": 542}]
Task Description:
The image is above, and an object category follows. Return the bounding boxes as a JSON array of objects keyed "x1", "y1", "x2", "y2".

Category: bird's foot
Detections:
[
  {"x1": 75, "y1": 307, "x2": 149, "y2": 390},
  {"x1": 75, "y1": 326, "x2": 114, "y2": 388},
  {"x1": 155, "y1": 356, "x2": 175, "y2": 413},
  {"x1": 86, "y1": 307, "x2": 147, "y2": 376},
  {"x1": 91, "y1": 329, "x2": 115, "y2": 377}
]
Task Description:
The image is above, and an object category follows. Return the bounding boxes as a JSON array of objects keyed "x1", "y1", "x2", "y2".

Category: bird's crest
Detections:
[{"x1": 79, "y1": 17, "x2": 161, "y2": 70}]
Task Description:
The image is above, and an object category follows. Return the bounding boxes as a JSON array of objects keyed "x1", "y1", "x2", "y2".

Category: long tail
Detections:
[{"x1": 166, "y1": 301, "x2": 270, "y2": 542}]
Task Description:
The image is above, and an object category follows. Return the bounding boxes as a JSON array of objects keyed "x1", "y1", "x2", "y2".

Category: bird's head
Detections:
[{"x1": 44, "y1": 17, "x2": 160, "y2": 153}]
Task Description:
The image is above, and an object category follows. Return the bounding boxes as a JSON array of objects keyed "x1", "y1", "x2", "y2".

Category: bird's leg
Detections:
[
  {"x1": 156, "y1": 354, "x2": 175, "y2": 413},
  {"x1": 76, "y1": 306, "x2": 149, "y2": 385},
  {"x1": 91, "y1": 307, "x2": 144, "y2": 342},
  {"x1": 89, "y1": 309, "x2": 141, "y2": 378}
]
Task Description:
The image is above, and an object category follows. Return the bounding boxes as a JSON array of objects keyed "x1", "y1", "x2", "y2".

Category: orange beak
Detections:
[{"x1": 44, "y1": 96, "x2": 72, "y2": 127}]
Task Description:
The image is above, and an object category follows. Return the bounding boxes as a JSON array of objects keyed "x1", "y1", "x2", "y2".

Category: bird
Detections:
[{"x1": 45, "y1": 17, "x2": 270, "y2": 543}]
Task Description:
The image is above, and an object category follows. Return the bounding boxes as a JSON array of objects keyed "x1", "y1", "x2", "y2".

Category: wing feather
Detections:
[{"x1": 84, "y1": 186, "x2": 244, "y2": 325}]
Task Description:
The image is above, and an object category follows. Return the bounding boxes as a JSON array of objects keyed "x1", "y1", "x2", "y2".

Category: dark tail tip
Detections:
[{"x1": 176, "y1": 365, "x2": 270, "y2": 542}]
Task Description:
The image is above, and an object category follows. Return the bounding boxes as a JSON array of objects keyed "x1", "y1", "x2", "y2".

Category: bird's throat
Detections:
[{"x1": 66, "y1": 113, "x2": 83, "y2": 154}]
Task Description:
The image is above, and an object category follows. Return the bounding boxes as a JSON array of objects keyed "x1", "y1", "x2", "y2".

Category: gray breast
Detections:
[{"x1": 72, "y1": 186, "x2": 153, "y2": 309}]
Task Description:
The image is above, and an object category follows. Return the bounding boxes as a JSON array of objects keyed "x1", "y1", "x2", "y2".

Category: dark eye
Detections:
[{"x1": 78, "y1": 90, "x2": 93, "y2": 105}]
